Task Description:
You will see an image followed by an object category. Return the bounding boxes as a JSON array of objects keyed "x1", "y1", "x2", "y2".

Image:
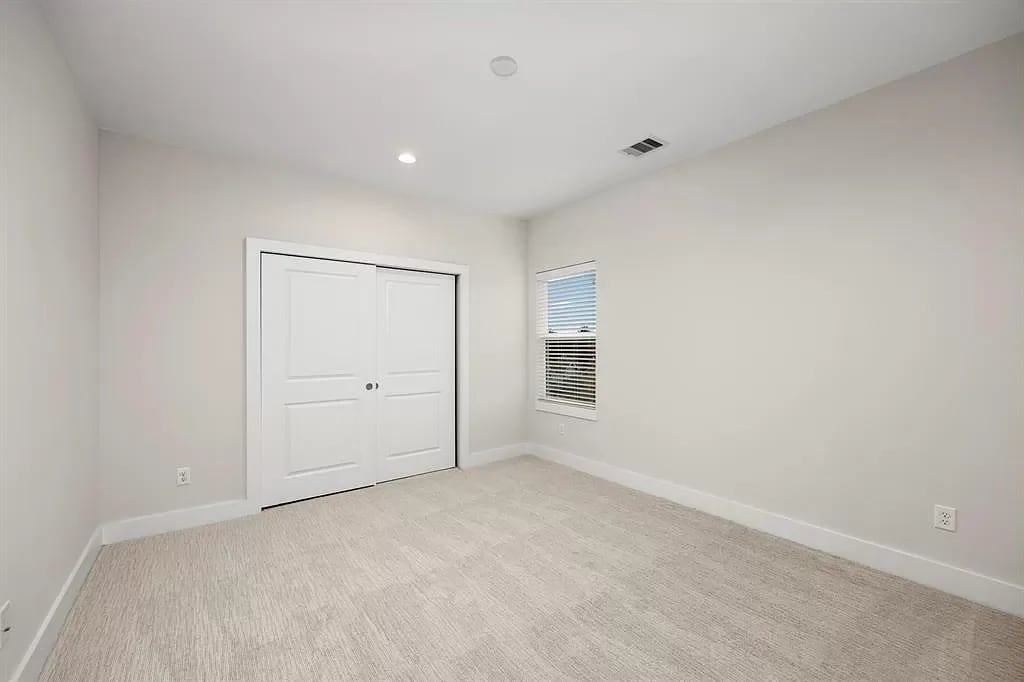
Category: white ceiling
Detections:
[{"x1": 44, "y1": 1, "x2": 1024, "y2": 218}]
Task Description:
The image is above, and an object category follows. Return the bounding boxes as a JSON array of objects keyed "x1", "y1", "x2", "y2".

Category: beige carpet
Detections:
[{"x1": 42, "y1": 456, "x2": 1022, "y2": 681}]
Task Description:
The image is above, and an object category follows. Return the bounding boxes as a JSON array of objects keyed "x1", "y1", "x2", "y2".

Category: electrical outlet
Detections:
[
  {"x1": 176, "y1": 466, "x2": 191, "y2": 486},
  {"x1": 934, "y1": 505, "x2": 957, "y2": 532},
  {"x1": 0, "y1": 600, "x2": 10, "y2": 650},
  {"x1": 558, "y1": 423, "x2": 565, "y2": 436}
]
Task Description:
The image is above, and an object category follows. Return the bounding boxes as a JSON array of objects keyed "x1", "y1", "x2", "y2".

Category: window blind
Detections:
[{"x1": 536, "y1": 263, "x2": 597, "y2": 411}]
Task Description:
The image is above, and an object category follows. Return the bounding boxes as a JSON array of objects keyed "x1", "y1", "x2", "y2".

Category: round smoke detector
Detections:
[{"x1": 489, "y1": 55, "x2": 518, "y2": 78}]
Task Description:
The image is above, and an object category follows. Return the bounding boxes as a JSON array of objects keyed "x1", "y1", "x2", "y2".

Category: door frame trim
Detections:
[{"x1": 244, "y1": 238, "x2": 469, "y2": 510}]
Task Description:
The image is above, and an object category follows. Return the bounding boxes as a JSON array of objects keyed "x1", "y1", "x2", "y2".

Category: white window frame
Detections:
[{"x1": 535, "y1": 261, "x2": 598, "y2": 421}]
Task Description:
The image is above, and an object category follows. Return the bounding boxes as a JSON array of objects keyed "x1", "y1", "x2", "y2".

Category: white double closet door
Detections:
[{"x1": 261, "y1": 254, "x2": 455, "y2": 507}]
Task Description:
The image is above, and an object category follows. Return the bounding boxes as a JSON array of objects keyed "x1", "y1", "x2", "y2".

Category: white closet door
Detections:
[
  {"x1": 376, "y1": 268, "x2": 455, "y2": 482},
  {"x1": 261, "y1": 254, "x2": 377, "y2": 506}
]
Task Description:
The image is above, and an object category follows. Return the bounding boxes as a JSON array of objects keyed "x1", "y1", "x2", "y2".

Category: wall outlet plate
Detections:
[
  {"x1": 176, "y1": 466, "x2": 191, "y2": 486},
  {"x1": 934, "y1": 504, "x2": 957, "y2": 532},
  {"x1": 0, "y1": 599, "x2": 10, "y2": 650}
]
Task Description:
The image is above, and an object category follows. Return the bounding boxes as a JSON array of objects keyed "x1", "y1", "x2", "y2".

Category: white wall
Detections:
[
  {"x1": 99, "y1": 134, "x2": 526, "y2": 523},
  {"x1": 0, "y1": 2, "x2": 99, "y2": 679},
  {"x1": 527, "y1": 35, "x2": 1024, "y2": 586}
]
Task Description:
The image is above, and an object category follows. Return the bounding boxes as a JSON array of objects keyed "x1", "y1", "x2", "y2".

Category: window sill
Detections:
[{"x1": 535, "y1": 399, "x2": 597, "y2": 421}]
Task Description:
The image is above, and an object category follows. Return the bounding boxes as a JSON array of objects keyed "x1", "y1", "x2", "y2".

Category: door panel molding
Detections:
[
  {"x1": 261, "y1": 254, "x2": 377, "y2": 506},
  {"x1": 245, "y1": 238, "x2": 469, "y2": 510},
  {"x1": 377, "y1": 267, "x2": 455, "y2": 482}
]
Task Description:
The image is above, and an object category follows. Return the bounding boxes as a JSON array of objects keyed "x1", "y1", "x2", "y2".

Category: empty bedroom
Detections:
[{"x1": 1, "y1": 0, "x2": 1022, "y2": 680}]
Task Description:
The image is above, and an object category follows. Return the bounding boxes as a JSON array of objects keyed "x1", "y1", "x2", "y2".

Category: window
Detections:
[{"x1": 535, "y1": 262, "x2": 597, "y2": 420}]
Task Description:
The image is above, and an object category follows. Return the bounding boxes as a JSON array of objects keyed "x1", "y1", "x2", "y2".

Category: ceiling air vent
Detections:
[{"x1": 620, "y1": 136, "x2": 667, "y2": 158}]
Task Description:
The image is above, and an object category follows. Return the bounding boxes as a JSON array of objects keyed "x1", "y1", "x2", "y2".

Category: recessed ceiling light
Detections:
[
  {"x1": 397, "y1": 152, "x2": 416, "y2": 164},
  {"x1": 490, "y1": 55, "x2": 518, "y2": 78}
]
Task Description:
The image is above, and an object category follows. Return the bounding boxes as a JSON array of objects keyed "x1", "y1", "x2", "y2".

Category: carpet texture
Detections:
[{"x1": 42, "y1": 456, "x2": 1023, "y2": 681}]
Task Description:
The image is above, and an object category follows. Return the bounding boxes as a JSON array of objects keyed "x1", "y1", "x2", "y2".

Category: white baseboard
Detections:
[
  {"x1": 99, "y1": 443, "x2": 526, "y2": 546},
  {"x1": 100, "y1": 448, "x2": 537, "y2": 546},
  {"x1": 530, "y1": 443, "x2": 1024, "y2": 618},
  {"x1": 12, "y1": 527, "x2": 102, "y2": 682},
  {"x1": 461, "y1": 442, "x2": 531, "y2": 469},
  {"x1": 101, "y1": 499, "x2": 259, "y2": 545}
]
